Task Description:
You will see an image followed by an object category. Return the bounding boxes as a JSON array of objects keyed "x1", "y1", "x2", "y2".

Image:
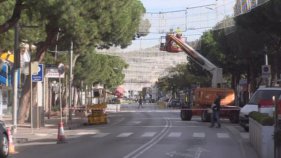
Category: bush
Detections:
[{"x1": 249, "y1": 111, "x2": 274, "y2": 126}]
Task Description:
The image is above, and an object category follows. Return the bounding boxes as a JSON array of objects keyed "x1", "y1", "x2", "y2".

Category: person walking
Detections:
[
  {"x1": 210, "y1": 94, "x2": 222, "y2": 128},
  {"x1": 138, "y1": 96, "x2": 143, "y2": 109}
]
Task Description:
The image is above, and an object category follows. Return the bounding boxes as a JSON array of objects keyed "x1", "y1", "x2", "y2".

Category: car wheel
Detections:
[
  {"x1": 0, "y1": 133, "x2": 9, "y2": 158},
  {"x1": 201, "y1": 110, "x2": 211, "y2": 122},
  {"x1": 244, "y1": 126, "x2": 249, "y2": 132},
  {"x1": 229, "y1": 112, "x2": 239, "y2": 123}
]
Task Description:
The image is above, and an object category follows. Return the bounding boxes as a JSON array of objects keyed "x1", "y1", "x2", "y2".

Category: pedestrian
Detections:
[
  {"x1": 210, "y1": 94, "x2": 222, "y2": 128},
  {"x1": 138, "y1": 97, "x2": 143, "y2": 109}
]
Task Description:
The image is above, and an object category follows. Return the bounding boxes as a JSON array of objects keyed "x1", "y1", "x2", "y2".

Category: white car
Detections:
[{"x1": 239, "y1": 87, "x2": 281, "y2": 131}]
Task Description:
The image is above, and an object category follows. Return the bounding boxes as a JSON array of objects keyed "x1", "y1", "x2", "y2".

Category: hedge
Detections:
[{"x1": 249, "y1": 111, "x2": 274, "y2": 126}]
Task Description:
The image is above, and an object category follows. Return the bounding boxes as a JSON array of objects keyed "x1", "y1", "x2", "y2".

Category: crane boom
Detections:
[{"x1": 165, "y1": 34, "x2": 223, "y2": 87}]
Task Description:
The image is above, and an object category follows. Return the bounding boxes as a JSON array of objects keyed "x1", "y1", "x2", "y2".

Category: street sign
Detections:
[
  {"x1": 58, "y1": 63, "x2": 65, "y2": 75},
  {"x1": 262, "y1": 65, "x2": 271, "y2": 78},
  {"x1": 32, "y1": 64, "x2": 44, "y2": 82},
  {"x1": 45, "y1": 67, "x2": 64, "y2": 78}
]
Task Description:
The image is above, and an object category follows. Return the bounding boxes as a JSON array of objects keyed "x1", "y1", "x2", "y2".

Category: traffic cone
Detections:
[
  {"x1": 57, "y1": 122, "x2": 66, "y2": 144},
  {"x1": 7, "y1": 127, "x2": 16, "y2": 154}
]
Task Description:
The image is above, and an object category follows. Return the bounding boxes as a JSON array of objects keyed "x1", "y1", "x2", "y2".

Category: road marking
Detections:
[
  {"x1": 76, "y1": 132, "x2": 97, "y2": 135},
  {"x1": 168, "y1": 132, "x2": 182, "y2": 138},
  {"x1": 141, "y1": 132, "x2": 156, "y2": 137},
  {"x1": 192, "y1": 132, "x2": 205, "y2": 138},
  {"x1": 240, "y1": 132, "x2": 249, "y2": 139},
  {"x1": 131, "y1": 121, "x2": 141, "y2": 124},
  {"x1": 217, "y1": 133, "x2": 230, "y2": 138},
  {"x1": 92, "y1": 133, "x2": 110, "y2": 138},
  {"x1": 34, "y1": 133, "x2": 50, "y2": 137},
  {"x1": 117, "y1": 132, "x2": 133, "y2": 137},
  {"x1": 123, "y1": 119, "x2": 171, "y2": 158}
]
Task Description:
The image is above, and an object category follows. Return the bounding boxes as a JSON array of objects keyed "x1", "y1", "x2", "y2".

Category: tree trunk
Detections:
[
  {"x1": 18, "y1": 75, "x2": 32, "y2": 124},
  {"x1": 18, "y1": 26, "x2": 59, "y2": 123}
]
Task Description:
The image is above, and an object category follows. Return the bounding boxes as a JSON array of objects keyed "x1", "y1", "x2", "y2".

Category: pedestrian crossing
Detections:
[{"x1": 88, "y1": 131, "x2": 248, "y2": 140}]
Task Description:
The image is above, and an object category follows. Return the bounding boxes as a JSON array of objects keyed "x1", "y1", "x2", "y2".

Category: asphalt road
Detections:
[{"x1": 11, "y1": 103, "x2": 258, "y2": 158}]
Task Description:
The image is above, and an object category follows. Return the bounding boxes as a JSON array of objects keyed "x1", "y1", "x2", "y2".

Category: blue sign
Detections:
[{"x1": 32, "y1": 64, "x2": 44, "y2": 82}]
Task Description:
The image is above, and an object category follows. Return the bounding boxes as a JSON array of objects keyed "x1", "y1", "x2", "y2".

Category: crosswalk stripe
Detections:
[
  {"x1": 117, "y1": 132, "x2": 133, "y2": 137},
  {"x1": 168, "y1": 132, "x2": 182, "y2": 138},
  {"x1": 217, "y1": 133, "x2": 230, "y2": 138},
  {"x1": 87, "y1": 131, "x2": 249, "y2": 139},
  {"x1": 192, "y1": 132, "x2": 205, "y2": 138},
  {"x1": 141, "y1": 132, "x2": 156, "y2": 137},
  {"x1": 92, "y1": 133, "x2": 110, "y2": 138}
]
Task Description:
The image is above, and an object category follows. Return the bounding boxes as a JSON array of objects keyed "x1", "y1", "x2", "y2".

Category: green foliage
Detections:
[
  {"x1": 0, "y1": 0, "x2": 146, "y2": 53},
  {"x1": 156, "y1": 63, "x2": 210, "y2": 93},
  {"x1": 249, "y1": 111, "x2": 274, "y2": 126},
  {"x1": 74, "y1": 52, "x2": 128, "y2": 90}
]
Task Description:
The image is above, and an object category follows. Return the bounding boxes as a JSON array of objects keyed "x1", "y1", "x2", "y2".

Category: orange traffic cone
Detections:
[
  {"x1": 7, "y1": 127, "x2": 16, "y2": 154},
  {"x1": 57, "y1": 122, "x2": 66, "y2": 144}
]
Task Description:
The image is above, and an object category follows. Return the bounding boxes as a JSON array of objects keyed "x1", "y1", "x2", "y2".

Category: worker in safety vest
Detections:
[{"x1": 175, "y1": 27, "x2": 182, "y2": 38}]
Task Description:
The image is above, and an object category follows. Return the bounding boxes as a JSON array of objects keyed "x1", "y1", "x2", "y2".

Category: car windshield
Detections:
[{"x1": 248, "y1": 90, "x2": 281, "y2": 105}]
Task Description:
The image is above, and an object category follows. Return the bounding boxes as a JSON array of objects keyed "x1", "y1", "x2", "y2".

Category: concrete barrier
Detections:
[
  {"x1": 249, "y1": 118, "x2": 274, "y2": 158},
  {"x1": 106, "y1": 104, "x2": 120, "y2": 112}
]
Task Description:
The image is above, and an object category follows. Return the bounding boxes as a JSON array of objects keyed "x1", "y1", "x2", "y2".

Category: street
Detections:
[{"x1": 10, "y1": 103, "x2": 258, "y2": 158}]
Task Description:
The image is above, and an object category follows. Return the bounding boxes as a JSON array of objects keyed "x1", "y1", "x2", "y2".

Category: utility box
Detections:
[{"x1": 32, "y1": 107, "x2": 45, "y2": 128}]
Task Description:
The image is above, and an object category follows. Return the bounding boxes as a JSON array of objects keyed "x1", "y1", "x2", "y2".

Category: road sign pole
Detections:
[
  {"x1": 69, "y1": 42, "x2": 73, "y2": 121},
  {"x1": 58, "y1": 63, "x2": 65, "y2": 124},
  {"x1": 30, "y1": 62, "x2": 33, "y2": 133},
  {"x1": 13, "y1": 22, "x2": 20, "y2": 132}
]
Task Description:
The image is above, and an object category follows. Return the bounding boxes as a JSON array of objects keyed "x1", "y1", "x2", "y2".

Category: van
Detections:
[{"x1": 239, "y1": 87, "x2": 281, "y2": 131}]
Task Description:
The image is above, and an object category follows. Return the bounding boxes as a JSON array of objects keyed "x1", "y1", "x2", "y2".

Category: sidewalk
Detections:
[{"x1": 2, "y1": 115, "x2": 87, "y2": 144}]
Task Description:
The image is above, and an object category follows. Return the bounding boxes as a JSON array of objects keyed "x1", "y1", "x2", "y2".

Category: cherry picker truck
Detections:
[{"x1": 160, "y1": 33, "x2": 240, "y2": 123}]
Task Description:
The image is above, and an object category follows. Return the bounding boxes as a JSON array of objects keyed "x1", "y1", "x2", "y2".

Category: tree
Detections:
[
  {"x1": 74, "y1": 52, "x2": 128, "y2": 90},
  {"x1": 0, "y1": 0, "x2": 147, "y2": 123}
]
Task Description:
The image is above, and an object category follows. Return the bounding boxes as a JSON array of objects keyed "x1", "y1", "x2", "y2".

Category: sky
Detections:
[{"x1": 123, "y1": 0, "x2": 236, "y2": 51}]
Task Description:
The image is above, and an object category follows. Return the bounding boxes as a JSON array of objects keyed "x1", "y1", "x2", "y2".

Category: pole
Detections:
[
  {"x1": 69, "y1": 41, "x2": 73, "y2": 121},
  {"x1": 265, "y1": 53, "x2": 268, "y2": 65},
  {"x1": 274, "y1": 95, "x2": 280, "y2": 158},
  {"x1": 59, "y1": 75, "x2": 62, "y2": 124},
  {"x1": 30, "y1": 62, "x2": 33, "y2": 133},
  {"x1": 13, "y1": 22, "x2": 20, "y2": 131}
]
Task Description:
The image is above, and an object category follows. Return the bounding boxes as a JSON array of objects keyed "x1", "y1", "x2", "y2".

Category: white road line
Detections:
[
  {"x1": 217, "y1": 133, "x2": 230, "y2": 138},
  {"x1": 92, "y1": 133, "x2": 110, "y2": 138},
  {"x1": 117, "y1": 132, "x2": 133, "y2": 137},
  {"x1": 240, "y1": 133, "x2": 249, "y2": 139},
  {"x1": 192, "y1": 132, "x2": 205, "y2": 138},
  {"x1": 168, "y1": 132, "x2": 182, "y2": 138},
  {"x1": 76, "y1": 132, "x2": 97, "y2": 135},
  {"x1": 131, "y1": 121, "x2": 141, "y2": 124},
  {"x1": 141, "y1": 132, "x2": 156, "y2": 137}
]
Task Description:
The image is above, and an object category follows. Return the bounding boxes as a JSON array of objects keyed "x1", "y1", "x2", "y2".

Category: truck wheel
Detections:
[
  {"x1": 201, "y1": 110, "x2": 211, "y2": 122},
  {"x1": 181, "y1": 109, "x2": 192, "y2": 121},
  {"x1": 229, "y1": 112, "x2": 239, "y2": 123}
]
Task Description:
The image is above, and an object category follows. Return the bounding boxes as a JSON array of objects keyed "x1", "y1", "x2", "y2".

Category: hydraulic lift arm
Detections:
[{"x1": 166, "y1": 34, "x2": 223, "y2": 87}]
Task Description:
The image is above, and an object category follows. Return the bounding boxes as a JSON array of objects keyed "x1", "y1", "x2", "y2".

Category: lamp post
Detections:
[
  {"x1": 58, "y1": 63, "x2": 65, "y2": 124},
  {"x1": 13, "y1": 22, "x2": 20, "y2": 132}
]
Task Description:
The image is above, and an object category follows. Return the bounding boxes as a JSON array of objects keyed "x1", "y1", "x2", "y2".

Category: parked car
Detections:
[
  {"x1": 239, "y1": 87, "x2": 281, "y2": 131},
  {"x1": 0, "y1": 121, "x2": 9, "y2": 158},
  {"x1": 168, "y1": 99, "x2": 182, "y2": 108}
]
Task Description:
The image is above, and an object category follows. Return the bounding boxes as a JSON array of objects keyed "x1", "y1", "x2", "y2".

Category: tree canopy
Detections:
[{"x1": 0, "y1": 0, "x2": 147, "y2": 123}]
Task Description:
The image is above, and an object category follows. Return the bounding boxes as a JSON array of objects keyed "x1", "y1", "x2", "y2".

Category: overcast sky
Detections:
[{"x1": 123, "y1": 0, "x2": 235, "y2": 51}]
